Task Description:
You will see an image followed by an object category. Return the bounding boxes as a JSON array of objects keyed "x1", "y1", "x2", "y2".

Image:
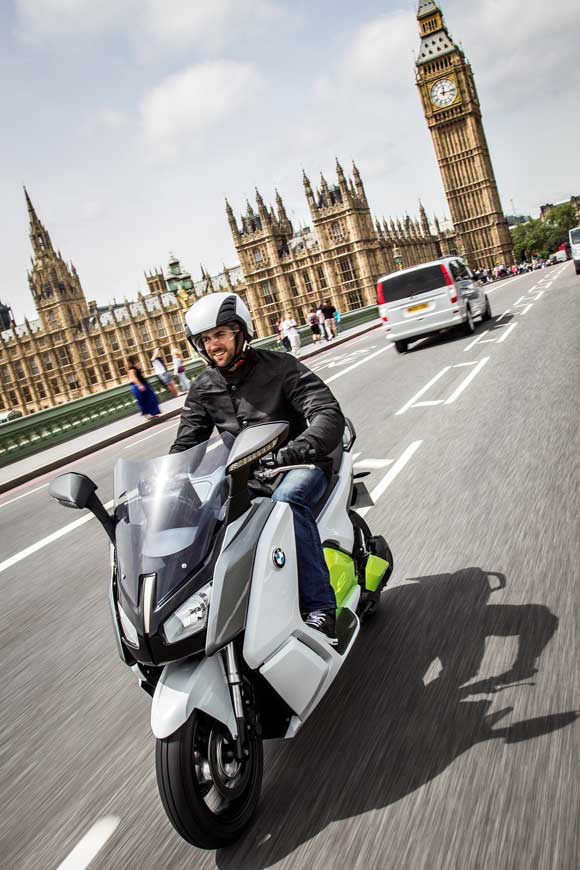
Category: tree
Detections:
[{"x1": 510, "y1": 203, "x2": 578, "y2": 261}]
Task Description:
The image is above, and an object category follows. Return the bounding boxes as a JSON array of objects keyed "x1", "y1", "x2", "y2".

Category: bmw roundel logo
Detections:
[{"x1": 272, "y1": 548, "x2": 286, "y2": 568}]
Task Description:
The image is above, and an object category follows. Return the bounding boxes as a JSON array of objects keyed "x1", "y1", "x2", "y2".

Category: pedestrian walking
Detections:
[
  {"x1": 151, "y1": 347, "x2": 180, "y2": 397},
  {"x1": 280, "y1": 313, "x2": 301, "y2": 354},
  {"x1": 320, "y1": 299, "x2": 337, "y2": 340},
  {"x1": 306, "y1": 309, "x2": 322, "y2": 342},
  {"x1": 334, "y1": 306, "x2": 341, "y2": 335},
  {"x1": 171, "y1": 346, "x2": 190, "y2": 393},
  {"x1": 127, "y1": 358, "x2": 161, "y2": 420}
]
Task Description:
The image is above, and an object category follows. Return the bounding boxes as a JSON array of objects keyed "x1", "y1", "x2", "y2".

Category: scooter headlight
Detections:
[
  {"x1": 118, "y1": 602, "x2": 139, "y2": 648},
  {"x1": 163, "y1": 581, "x2": 212, "y2": 644}
]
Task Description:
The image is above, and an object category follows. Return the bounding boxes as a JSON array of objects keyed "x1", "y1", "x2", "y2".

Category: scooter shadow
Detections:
[{"x1": 216, "y1": 567, "x2": 578, "y2": 868}]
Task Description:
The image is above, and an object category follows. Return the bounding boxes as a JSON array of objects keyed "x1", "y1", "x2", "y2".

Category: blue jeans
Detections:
[{"x1": 272, "y1": 467, "x2": 336, "y2": 613}]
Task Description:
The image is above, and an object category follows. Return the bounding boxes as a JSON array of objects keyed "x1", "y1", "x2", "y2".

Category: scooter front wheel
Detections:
[{"x1": 155, "y1": 709, "x2": 263, "y2": 850}]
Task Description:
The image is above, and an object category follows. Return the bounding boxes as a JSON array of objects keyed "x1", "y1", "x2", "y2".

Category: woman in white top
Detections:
[
  {"x1": 171, "y1": 346, "x2": 190, "y2": 392},
  {"x1": 151, "y1": 348, "x2": 180, "y2": 396},
  {"x1": 280, "y1": 314, "x2": 301, "y2": 355}
]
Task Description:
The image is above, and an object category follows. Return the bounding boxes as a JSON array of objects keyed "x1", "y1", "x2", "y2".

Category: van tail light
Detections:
[
  {"x1": 381, "y1": 315, "x2": 389, "y2": 322},
  {"x1": 440, "y1": 264, "x2": 457, "y2": 302},
  {"x1": 377, "y1": 282, "x2": 385, "y2": 305}
]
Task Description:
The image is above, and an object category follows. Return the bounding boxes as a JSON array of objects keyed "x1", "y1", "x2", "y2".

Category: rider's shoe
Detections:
[{"x1": 305, "y1": 609, "x2": 338, "y2": 645}]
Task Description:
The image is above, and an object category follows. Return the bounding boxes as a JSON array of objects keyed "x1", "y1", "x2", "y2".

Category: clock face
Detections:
[{"x1": 430, "y1": 78, "x2": 458, "y2": 108}]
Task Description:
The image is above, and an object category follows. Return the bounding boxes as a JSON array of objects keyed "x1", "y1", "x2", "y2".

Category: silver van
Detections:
[{"x1": 377, "y1": 257, "x2": 491, "y2": 353}]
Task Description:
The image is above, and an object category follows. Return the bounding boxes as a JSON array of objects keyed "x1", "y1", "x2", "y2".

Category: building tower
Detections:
[
  {"x1": 415, "y1": 1, "x2": 513, "y2": 267},
  {"x1": 24, "y1": 188, "x2": 90, "y2": 331}
]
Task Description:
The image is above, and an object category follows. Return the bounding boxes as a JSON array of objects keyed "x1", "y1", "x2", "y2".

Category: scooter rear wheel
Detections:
[{"x1": 156, "y1": 709, "x2": 263, "y2": 850}]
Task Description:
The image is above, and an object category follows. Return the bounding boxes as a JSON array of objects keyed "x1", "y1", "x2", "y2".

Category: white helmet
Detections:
[{"x1": 184, "y1": 292, "x2": 254, "y2": 364}]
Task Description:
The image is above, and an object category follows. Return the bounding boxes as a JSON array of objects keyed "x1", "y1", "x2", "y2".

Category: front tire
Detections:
[
  {"x1": 394, "y1": 339, "x2": 408, "y2": 354},
  {"x1": 156, "y1": 709, "x2": 263, "y2": 850},
  {"x1": 481, "y1": 295, "x2": 492, "y2": 322},
  {"x1": 462, "y1": 305, "x2": 475, "y2": 335}
]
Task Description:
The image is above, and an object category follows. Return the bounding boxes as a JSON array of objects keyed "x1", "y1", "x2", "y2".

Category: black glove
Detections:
[{"x1": 275, "y1": 441, "x2": 315, "y2": 467}]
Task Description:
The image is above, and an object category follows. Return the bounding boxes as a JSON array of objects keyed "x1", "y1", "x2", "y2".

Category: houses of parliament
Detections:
[{"x1": 0, "y1": 1, "x2": 513, "y2": 417}]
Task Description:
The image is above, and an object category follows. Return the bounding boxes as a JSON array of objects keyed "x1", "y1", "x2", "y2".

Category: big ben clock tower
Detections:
[{"x1": 415, "y1": 1, "x2": 514, "y2": 267}]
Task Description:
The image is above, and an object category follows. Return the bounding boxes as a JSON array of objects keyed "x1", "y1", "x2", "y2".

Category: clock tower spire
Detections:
[{"x1": 415, "y1": 2, "x2": 513, "y2": 268}]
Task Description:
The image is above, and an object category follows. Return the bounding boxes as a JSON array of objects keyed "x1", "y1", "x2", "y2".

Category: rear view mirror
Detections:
[
  {"x1": 49, "y1": 472, "x2": 97, "y2": 509},
  {"x1": 49, "y1": 472, "x2": 116, "y2": 543},
  {"x1": 226, "y1": 421, "x2": 289, "y2": 475}
]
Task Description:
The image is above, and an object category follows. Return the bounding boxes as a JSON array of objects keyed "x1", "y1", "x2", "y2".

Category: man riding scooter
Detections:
[{"x1": 170, "y1": 291, "x2": 344, "y2": 643}]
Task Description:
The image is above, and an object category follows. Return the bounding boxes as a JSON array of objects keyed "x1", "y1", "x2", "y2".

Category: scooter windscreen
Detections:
[{"x1": 113, "y1": 433, "x2": 234, "y2": 610}]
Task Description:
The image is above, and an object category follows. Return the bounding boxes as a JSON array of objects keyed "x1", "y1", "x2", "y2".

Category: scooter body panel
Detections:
[
  {"x1": 151, "y1": 653, "x2": 237, "y2": 740},
  {"x1": 243, "y1": 502, "x2": 303, "y2": 670},
  {"x1": 317, "y1": 451, "x2": 355, "y2": 552}
]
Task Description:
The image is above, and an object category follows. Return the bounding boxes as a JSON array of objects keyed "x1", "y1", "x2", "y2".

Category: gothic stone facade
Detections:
[
  {"x1": 1, "y1": 173, "x2": 454, "y2": 416},
  {"x1": 0, "y1": 193, "x2": 193, "y2": 415},
  {"x1": 224, "y1": 160, "x2": 456, "y2": 338},
  {"x1": 415, "y1": 1, "x2": 514, "y2": 268}
]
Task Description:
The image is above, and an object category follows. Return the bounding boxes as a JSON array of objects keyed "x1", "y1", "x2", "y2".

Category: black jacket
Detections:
[{"x1": 169, "y1": 348, "x2": 344, "y2": 478}]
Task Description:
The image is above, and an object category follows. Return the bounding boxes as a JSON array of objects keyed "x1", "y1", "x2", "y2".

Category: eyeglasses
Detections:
[{"x1": 199, "y1": 328, "x2": 238, "y2": 347}]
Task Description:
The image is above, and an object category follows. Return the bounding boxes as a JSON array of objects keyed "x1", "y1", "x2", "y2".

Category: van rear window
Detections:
[{"x1": 378, "y1": 265, "x2": 445, "y2": 303}]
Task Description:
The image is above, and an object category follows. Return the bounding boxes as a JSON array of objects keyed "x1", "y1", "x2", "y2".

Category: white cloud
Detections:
[
  {"x1": 14, "y1": 0, "x2": 132, "y2": 40},
  {"x1": 142, "y1": 0, "x2": 283, "y2": 52},
  {"x1": 446, "y1": 0, "x2": 580, "y2": 108},
  {"x1": 140, "y1": 61, "x2": 261, "y2": 163},
  {"x1": 344, "y1": 10, "x2": 417, "y2": 92},
  {"x1": 15, "y1": 0, "x2": 285, "y2": 52}
]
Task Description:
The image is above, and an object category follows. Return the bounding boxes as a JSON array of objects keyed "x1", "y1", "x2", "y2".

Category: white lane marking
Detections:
[
  {"x1": 358, "y1": 441, "x2": 423, "y2": 518},
  {"x1": 495, "y1": 310, "x2": 511, "y2": 322},
  {"x1": 353, "y1": 458, "x2": 394, "y2": 470},
  {"x1": 124, "y1": 420, "x2": 179, "y2": 448},
  {"x1": 513, "y1": 296, "x2": 525, "y2": 306},
  {"x1": 444, "y1": 357, "x2": 489, "y2": 405},
  {"x1": 464, "y1": 331, "x2": 489, "y2": 352},
  {"x1": 497, "y1": 322, "x2": 518, "y2": 343},
  {"x1": 395, "y1": 367, "x2": 451, "y2": 416},
  {"x1": 352, "y1": 452, "x2": 361, "y2": 461},
  {"x1": 56, "y1": 817, "x2": 120, "y2": 870},
  {"x1": 534, "y1": 291, "x2": 544, "y2": 300},
  {"x1": 485, "y1": 274, "x2": 525, "y2": 293},
  {"x1": 520, "y1": 303, "x2": 533, "y2": 315},
  {"x1": 0, "y1": 498, "x2": 114, "y2": 575},
  {"x1": 0, "y1": 482, "x2": 49, "y2": 508},
  {"x1": 413, "y1": 400, "x2": 444, "y2": 407},
  {"x1": 325, "y1": 344, "x2": 392, "y2": 384}
]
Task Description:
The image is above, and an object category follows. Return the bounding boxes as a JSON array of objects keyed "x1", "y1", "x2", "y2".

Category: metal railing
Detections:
[{"x1": 0, "y1": 303, "x2": 378, "y2": 467}]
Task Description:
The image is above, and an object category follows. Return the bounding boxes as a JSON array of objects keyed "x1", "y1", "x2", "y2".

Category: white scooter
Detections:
[{"x1": 49, "y1": 418, "x2": 393, "y2": 850}]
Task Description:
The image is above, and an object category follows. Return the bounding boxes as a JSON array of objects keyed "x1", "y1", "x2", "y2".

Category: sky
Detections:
[{"x1": 2, "y1": 0, "x2": 579, "y2": 322}]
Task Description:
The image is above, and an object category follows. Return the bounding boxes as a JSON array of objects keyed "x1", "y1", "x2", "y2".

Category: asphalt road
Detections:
[{"x1": 1, "y1": 263, "x2": 579, "y2": 870}]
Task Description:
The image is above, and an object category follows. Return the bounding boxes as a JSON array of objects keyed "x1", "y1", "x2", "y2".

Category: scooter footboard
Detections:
[{"x1": 151, "y1": 655, "x2": 237, "y2": 740}]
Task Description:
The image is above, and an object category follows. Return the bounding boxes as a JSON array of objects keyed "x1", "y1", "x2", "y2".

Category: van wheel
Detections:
[
  {"x1": 482, "y1": 296, "x2": 492, "y2": 322},
  {"x1": 462, "y1": 306, "x2": 475, "y2": 335},
  {"x1": 394, "y1": 340, "x2": 408, "y2": 354}
]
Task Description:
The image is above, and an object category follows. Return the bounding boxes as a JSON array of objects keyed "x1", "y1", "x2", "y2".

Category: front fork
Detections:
[{"x1": 224, "y1": 642, "x2": 247, "y2": 760}]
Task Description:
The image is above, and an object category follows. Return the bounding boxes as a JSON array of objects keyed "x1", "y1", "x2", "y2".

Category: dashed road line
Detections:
[
  {"x1": 325, "y1": 344, "x2": 392, "y2": 384},
  {"x1": 123, "y1": 420, "x2": 179, "y2": 448},
  {"x1": 396, "y1": 367, "x2": 451, "y2": 415},
  {"x1": 0, "y1": 482, "x2": 49, "y2": 508},
  {"x1": 357, "y1": 440, "x2": 423, "y2": 518},
  {"x1": 444, "y1": 358, "x2": 489, "y2": 404},
  {"x1": 353, "y1": 458, "x2": 394, "y2": 470},
  {"x1": 497, "y1": 322, "x2": 518, "y2": 343},
  {"x1": 0, "y1": 498, "x2": 114, "y2": 574},
  {"x1": 56, "y1": 817, "x2": 120, "y2": 870},
  {"x1": 464, "y1": 331, "x2": 489, "y2": 352},
  {"x1": 520, "y1": 303, "x2": 533, "y2": 315}
]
